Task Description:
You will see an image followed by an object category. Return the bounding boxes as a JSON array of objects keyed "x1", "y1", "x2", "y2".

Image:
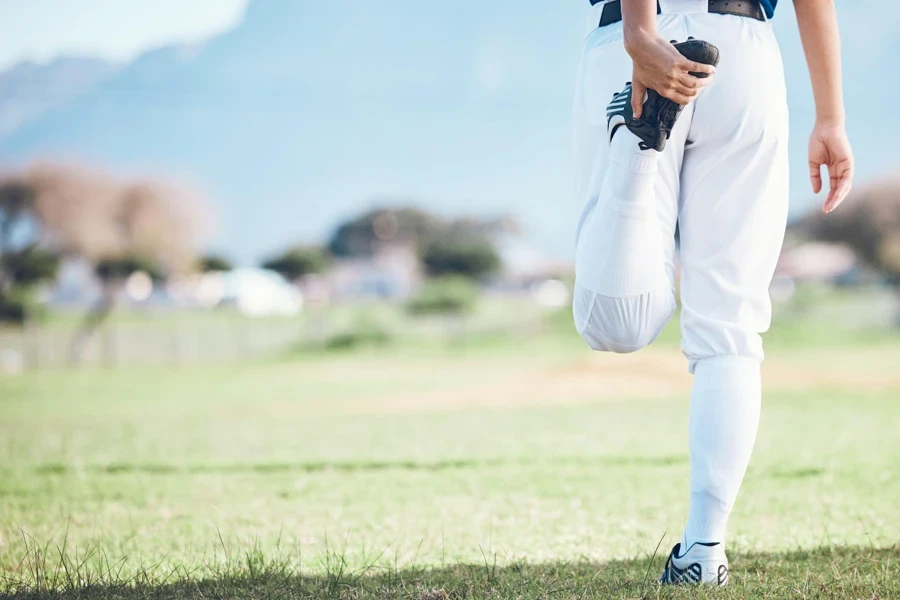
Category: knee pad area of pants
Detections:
[{"x1": 573, "y1": 284, "x2": 675, "y2": 354}]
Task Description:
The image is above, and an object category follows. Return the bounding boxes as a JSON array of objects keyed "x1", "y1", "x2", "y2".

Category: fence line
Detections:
[
  {"x1": 0, "y1": 306, "x2": 549, "y2": 372},
  {"x1": 0, "y1": 316, "x2": 310, "y2": 371}
]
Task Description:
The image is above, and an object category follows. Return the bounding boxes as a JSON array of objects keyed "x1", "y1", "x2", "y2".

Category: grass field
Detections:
[{"x1": 1, "y1": 300, "x2": 899, "y2": 599}]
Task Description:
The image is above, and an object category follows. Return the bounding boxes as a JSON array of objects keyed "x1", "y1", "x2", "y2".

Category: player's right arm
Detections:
[
  {"x1": 622, "y1": 0, "x2": 716, "y2": 117},
  {"x1": 794, "y1": 0, "x2": 854, "y2": 213}
]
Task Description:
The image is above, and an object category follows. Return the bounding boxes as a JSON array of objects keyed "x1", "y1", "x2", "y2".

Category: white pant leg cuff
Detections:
[{"x1": 687, "y1": 355, "x2": 762, "y2": 375}]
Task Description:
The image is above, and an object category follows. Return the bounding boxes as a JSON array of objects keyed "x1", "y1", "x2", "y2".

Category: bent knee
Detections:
[
  {"x1": 573, "y1": 284, "x2": 675, "y2": 354},
  {"x1": 580, "y1": 327, "x2": 652, "y2": 354},
  {"x1": 578, "y1": 317, "x2": 667, "y2": 354}
]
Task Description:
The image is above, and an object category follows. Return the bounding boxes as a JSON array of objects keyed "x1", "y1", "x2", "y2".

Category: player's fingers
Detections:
[
  {"x1": 824, "y1": 167, "x2": 853, "y2": 213},
  {"x1": 809, "y1": 162, "x2": 823, "y2": 194},
  {"x1": 671, "y1": 92, "x2": 695, "y2": 105},
  {"x1": 631, "y1": 81, "x2": 647, "y2": 119},
  {"x1": 680, "y1": 59, "x2": 716, "y2": 77},
  {"x1": 825, "y1": 188, "x2": 841, "y2": 214},
  {"x1": 677, "y1": 73, "x2": 713, "y2": 90},
  {"x1": 660, "y1": 85, "x2": 697, "y2": 105}
]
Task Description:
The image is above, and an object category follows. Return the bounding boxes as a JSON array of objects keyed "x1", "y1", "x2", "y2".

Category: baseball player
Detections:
[{"x1": 572, "y1": 0, "x2": 853, "y2": 586}]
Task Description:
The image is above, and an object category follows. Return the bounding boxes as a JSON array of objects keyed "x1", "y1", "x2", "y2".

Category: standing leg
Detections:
[{"x1": 676, "y1": 12, "x2": 789, "y2": 567}]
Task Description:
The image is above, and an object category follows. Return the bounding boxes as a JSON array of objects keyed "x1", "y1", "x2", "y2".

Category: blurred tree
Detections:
[
  {"x1": 24, "y1": 165, "x2": 209, "y2": 361},
  {"x1": 70, "y1": 254, "x2": 166, "y2": 358},
  {"x1": 406, "y1": 276, "x2": 477, "y2": 316},
  {"x1": 198, "y1": 254, "x2": 233, "y2": 272},
  {"x1": 262, "y1": 246, "x2": 330, "y2": 282},
  {"x1": 327, "y1": 207, "x2": 443, "y2": 257},
  {"x1": 4, "y1": 246, "x2": 60, "y2": 286},
  {"x1": 406, "y1": 276, "x2": 479, "y2": 345},
  {"x1": 0, "y1": 177, "x2": 60, "y2": 323},
  {"x1": 420, "y1": 229, "x2": 500, "y2": 279},
  {"x1": 800, "y1": 178, "x2": 900, "y2": 289},
  {"x1": 94, "y1": 255, "x2": 165, "y2": 282},
  {"x1": 327, "y1": 205, "x2": 507, "y2": 280}
]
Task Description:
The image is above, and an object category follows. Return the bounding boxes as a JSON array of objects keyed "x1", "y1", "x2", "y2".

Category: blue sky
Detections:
[{"x1": 0, "y1": 0, "x2": 249, "y2": 70}]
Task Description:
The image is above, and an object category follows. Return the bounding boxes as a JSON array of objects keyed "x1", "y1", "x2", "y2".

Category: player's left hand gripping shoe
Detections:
[
  {"x1": 659, "y1": 541, "x2": 729, "y2": 586},
  {"x1": 607, "y1": 38, "x2": 720, "y2": 152}
]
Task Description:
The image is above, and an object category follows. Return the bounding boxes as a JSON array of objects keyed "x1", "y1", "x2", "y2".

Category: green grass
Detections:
[
  {"x1": 6, "y1": 546, "x2": 897, "y2": 599},
  {"x1": 1, "y1": 302, "x2": 899, "y2": 598}
]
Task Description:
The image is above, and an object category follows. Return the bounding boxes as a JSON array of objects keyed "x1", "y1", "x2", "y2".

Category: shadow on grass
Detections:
[
  {"x1": 28, "y1": 454, "x2": 687, "y2": 477},
  {"x1": 2, "y1": 545, "x2": 897, "y2": 600}
]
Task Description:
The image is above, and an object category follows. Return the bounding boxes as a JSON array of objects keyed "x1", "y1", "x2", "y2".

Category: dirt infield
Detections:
[{"x1": 355, "y1": 346, "x2": 900, "y2": 413}]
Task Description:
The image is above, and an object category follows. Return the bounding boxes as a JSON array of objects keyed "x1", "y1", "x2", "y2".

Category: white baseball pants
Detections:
[{"x1": 572, "y1": 1, "x2": 789, "y2": 545}]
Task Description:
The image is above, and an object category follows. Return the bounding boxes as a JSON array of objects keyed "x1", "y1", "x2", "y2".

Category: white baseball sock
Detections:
[{"x1": 682, "y1": 357, "x2": 762, "y2": 551}]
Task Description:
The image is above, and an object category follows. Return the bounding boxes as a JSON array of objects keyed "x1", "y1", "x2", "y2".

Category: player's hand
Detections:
[
  {"x1": 808, "y1": 122, "x2": 854, "y2": 213},
  {"x1": 624, "y1": 31, "x2": 716, "y2": 118}
]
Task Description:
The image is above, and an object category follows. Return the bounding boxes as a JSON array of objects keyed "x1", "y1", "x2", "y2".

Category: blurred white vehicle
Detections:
[{"x1": 222, "y1": 268, "x2": 303, "y2": 317}]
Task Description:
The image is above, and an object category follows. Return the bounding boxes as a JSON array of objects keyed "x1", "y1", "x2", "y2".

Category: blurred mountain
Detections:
[
  {"x1": 0, "y1": 57, "x2": 117, "y2": 139},
  {"x1": 0, "y1": 0, "x2": 897, "y2": 262}
]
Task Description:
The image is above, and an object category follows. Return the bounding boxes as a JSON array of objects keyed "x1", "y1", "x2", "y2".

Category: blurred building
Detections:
[
  {"x1": 775, "y1": 241, "x2": 858, "y2": 282},
  {"x1": 319, "y1": 243, "x2": 422, "y2": 301}
]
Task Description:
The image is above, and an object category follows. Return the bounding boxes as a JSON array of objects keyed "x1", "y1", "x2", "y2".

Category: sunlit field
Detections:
[{"x1": 2, "y1": 294, "x2": 899, "y2": 599}]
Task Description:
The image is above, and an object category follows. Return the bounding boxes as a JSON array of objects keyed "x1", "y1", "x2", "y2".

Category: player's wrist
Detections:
[
  {"x1": 814, "y1": 110, "x2": 845, "y2": 128},
  {"x1": 623, "y1": 27, "x2": 660, "y2": 59}
]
